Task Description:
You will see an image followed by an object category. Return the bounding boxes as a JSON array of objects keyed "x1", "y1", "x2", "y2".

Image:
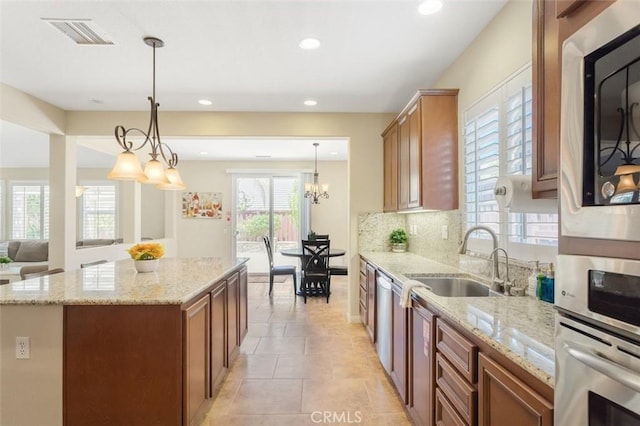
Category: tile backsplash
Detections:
[{"x1": 358, "y1": 210, "x2": 547, "y2": 295}]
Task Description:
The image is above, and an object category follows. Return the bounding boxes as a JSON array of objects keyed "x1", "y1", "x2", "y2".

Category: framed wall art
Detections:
[{"x1": 182, "y1": 192, "x2": 222, "y2": 219}]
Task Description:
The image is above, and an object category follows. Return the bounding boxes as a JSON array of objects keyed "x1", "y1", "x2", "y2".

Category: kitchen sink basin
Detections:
[{"x1": 406, "y1": 275, "x2": 499, "y2": 297}]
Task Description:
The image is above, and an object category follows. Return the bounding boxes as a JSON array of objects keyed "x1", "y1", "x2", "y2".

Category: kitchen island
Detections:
[{"x1": 0, "y1": 257, "x2": 248, "y2": 426}]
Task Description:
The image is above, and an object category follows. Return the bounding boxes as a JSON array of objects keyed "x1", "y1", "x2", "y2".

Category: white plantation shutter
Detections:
[
  {"x1": 82, "y1": 185, "x2": 117, "y2": 239},
  {"x1": 10, "y1": 183, "x2": 49, "y2": 240},
  {"x1": 464, "y1": 105, "x2": 500, "y2": 238},
  {"x1": 464, "y1": 64, "x2": 558, "y2": 249}
]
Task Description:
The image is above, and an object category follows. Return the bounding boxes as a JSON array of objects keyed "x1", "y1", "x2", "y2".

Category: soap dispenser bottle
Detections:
[
  {"x1": 527, "y1": 261, "x2": 540, "y2": 299},
  {"x1": 541, "y1": 262, "x2": 555, "y2": 303}
]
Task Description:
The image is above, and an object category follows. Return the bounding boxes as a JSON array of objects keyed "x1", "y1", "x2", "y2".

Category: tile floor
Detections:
[{"x1": 201, "y1": 275, "x2": 412, "y2": 425}]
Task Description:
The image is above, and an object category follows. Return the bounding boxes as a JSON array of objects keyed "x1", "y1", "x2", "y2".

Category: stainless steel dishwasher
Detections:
[{"x1": 376, "y1": 272, "x2": 393, "y2": 374}]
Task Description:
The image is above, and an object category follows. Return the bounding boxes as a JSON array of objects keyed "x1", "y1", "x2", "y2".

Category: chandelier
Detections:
[
  {"x1": 107, "y1": 36, "x2": 186, "y2": 190},
  {"x1": 304, "y1": 143, "x2": 329, "y2": 204}
]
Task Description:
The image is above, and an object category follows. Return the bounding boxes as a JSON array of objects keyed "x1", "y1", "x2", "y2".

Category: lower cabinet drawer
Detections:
[
  {"x1": 435, "y1": 352, "x2": 477, "y2": 425},
  {"x1": 435, "y1": 388, "x2": 468, "y2": 426},
  {"x1": 359, "y1": 301, "x2": 367, "y2": 323},
  {"x1": 359, "y1": 285, "x2": 367, "y2": 306}
]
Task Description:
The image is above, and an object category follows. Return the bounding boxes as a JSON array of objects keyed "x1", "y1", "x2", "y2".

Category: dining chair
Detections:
[
  {"x1": 313, "y1": 235, "x2": 347, "y2": 276},
  {"x1": 22, "y1": 268, "x2": 65, "y2": 280},
  {"x1": 263, "y1": 236, "x2": 297, "y2": 296},
  {"x1": 80, "y1": 259, "x2": 108, "y2": 268},
  {"x1": 300, "y1": 239, "x2": 331, "y2": 303},
  {"x1": 19, "y1": 265, "x2": 49, "y2": 280}
]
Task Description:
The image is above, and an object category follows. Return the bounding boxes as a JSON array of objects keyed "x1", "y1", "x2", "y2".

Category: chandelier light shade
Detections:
[
  {"x1": 304, "y1": 142, "x2": 329, "y2": 204},
  {"x1": 108, "y1": 36, "x2": 186, "y2": 191}
]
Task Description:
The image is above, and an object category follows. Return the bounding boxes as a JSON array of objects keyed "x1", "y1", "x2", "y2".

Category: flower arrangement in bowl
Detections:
[
  {"x1": 0, "y1": 255, "x2": 12, "y2": 270},
  {"x1": 128, "y1": 243, "x2": 165, "y2": 273},
  {"x1": 389, "y1": 228, "x2": 408, "y2": 253}
]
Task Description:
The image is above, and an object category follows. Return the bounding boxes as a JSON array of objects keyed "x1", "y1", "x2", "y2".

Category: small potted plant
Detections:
[
  {"x1": 307, "y1": 230, "x2": 317, "y2": 241},
  {"x1": 127, "y1": 242, "x2": 165, "y2": 273},
  {"x1": 0, "y1": 256, "x2": 12, "y2": 270},
  {"x1": 389, "y1": 228, "x2": 408, "y2": 253}
]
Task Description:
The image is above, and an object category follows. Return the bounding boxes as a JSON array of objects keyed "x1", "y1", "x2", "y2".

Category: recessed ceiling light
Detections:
[
  {"x1": 199, "y1": 151, "x2": 209, "y2": 155},
  {"x1": 198, "y1": 99, "x2": 212, "y2": 106},
  {"x1": 304, "y1": 99, "x2": 318, "y2": 106},
  {"x1": 418, "y1": 0, "x2": 443, "y2": 15},
  {"x1": 299, "y1": 38, "x2": 321, "y2": 50},
  {"x1": 256, "y1": 155, "x2": 272, "y2": 158},
  {"x1": 330, "y1": 151, "x2": 338, "y2": 156}
]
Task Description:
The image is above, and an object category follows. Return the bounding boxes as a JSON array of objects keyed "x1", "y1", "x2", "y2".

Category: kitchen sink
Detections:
[{"x1": 405, "y1": 275, "x2": 499, "y2": 297}]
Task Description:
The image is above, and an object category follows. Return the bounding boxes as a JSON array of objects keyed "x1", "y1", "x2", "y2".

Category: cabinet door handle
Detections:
[{"x1": 563, "y1": 341, "x2": 640, "y2": 393}]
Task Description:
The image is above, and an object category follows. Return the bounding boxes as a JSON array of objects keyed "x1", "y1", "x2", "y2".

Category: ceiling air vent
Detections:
[{"x1": 42, "y1": 18, "x2": 114, "y2": 45}]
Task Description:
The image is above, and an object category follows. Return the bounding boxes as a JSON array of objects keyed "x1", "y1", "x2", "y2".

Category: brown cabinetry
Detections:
[
  {"x1": 358, "y1": 258, "x2": 377, "y2": 342},
  {"x1": 239, "y1": 267, "x2": 248, "y2": 343},
  {"x1": 211, "y1": 279, "x2": 227, "y2": 389},
  {"x1": 478, "y1": 353, "x2": 553, "y2": 426},
  {"x1": 532, "y1": 0, "x2": 615, "y2": 198},
  {"x1": 359, "y1": 263, "x2": 368, "y2": 326},
  {"x1": 382, "y1": 89, "x2": 458, "y2": 212},
  {"x1": 391, "y1": 283, "x2": 408, "y2": 403},
  {"x1": 434, "y1": 318, "x2": 478, "y2": 426},
  {"x1": 227, "y1": 271, "x2": 240, "y2": 365},
  {"x1": 183, "y1": 294, "x2": 211, "y2": 426},
  {"x1": 408, "y1": 301, "x2": 436, "y2": 426},
  {"x1": 383, "y1": 124, "x2": 399, "y2": 212},
  {"x1": 366, "y1": 263, "x2": 376, "y2": 342},
  {"x1": 62, "y1": 265, "x2": 248, "y2": 426}
]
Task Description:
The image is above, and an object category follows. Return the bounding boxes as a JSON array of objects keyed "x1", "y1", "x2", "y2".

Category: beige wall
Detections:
[
  {"x1": 176, "y1": 159, "x2": 348, "y2": 266},
  {"x1": 0, "y1": 305, "x2": 64, "y2": 426},
  {"x1": 65, "y1": 111, "x2": 391, "y2": 320},
  {"x1": 434, "y1": 0, "x2": 533, "y2": 110}
]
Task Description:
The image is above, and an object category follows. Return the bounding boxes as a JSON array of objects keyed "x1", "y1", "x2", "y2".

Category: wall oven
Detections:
[
  {"x1": 556, "y1": 254, "x2": 640, "y2": 426},
  {"x1": 560, "y1": 0, "x2": 640, "y2": 241}
]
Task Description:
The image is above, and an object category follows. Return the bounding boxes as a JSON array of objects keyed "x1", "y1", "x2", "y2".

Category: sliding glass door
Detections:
[{"x1": 232, "y1": 174, "x2": 307, "y2": 274}]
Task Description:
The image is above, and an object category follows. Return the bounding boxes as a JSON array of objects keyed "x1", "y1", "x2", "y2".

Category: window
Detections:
[
  {"x1": 11, "y1": 182, "x2": 49, "y2": 240},
  {"x1": 464, "y1": 64, "x2": 558, "y2": 254},
  {"x1": 81, "y1": 184, "x2": 117, "y2": 239}
]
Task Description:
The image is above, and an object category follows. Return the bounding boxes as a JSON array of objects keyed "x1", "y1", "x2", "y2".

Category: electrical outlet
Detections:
[
  {"x1": 410, "y1": 224, "x2": 418, "y2": 235},
  {"x1": 441, "y1": 225, "x2": 449, "y2": 240},
  {"x1": 16, "y1": 336, "x2": 30, "y2": 359}
]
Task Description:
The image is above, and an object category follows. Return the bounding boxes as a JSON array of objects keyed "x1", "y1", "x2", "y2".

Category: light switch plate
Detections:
[{"x1": 441, "y1": 225, "x2": 449, "y2": 240}]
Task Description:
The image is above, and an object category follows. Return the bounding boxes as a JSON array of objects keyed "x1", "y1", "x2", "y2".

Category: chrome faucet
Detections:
[
  {"x1": 458, "y1": 225, "x2": 501, "y2": 291},
  {"x1": 489, "y1": 247, "x2": 513, "y2": 295}
]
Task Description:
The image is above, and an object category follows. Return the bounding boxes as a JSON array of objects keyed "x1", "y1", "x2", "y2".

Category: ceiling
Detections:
[{"x1": 0, "y1": 0, "x2": 508, "y2": 162}]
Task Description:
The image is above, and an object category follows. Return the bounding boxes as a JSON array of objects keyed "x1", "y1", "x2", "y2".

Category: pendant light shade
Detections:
[
  {"x1": 108, "y1": 151, "x2": 145, "y2": 181},
  {"x1": 108, "y1": 36, "x2": 186, "y2": 191},
  {"x1": 141, "y1": 158, "x2": 170, "y2": 184},
  {"x1": 616, "y1": 173, "x2": 637, "y2": 194},
  {"x1": 157, "y1": 167, "x2": 186, "y2": 190},
  {"x1": 304, "y1": 143, "x2": 329, "y2": 204}
]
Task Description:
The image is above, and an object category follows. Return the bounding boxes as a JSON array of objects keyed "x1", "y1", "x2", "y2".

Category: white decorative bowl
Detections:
[{"x1": 134, "y1": 259, "x2": 159, "y2": 273}]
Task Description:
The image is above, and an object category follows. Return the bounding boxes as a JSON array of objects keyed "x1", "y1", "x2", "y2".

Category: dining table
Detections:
[
  {"x1": 280, "y1": 248, "x2": 346, "y2": 258},
  {"x1": 280, "y1": 247, "x2": 346, "y2": 296}
]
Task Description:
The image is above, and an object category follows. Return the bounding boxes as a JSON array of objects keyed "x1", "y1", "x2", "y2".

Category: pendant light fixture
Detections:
[
  {"x1": 304, "y1": 143, "x2": 329, "y2": 204},
  {"x1": 107, "y1": 36, "x2": 186, "y2": 191}
]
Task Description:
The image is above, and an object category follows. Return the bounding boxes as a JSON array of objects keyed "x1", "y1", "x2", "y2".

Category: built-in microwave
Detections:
[{"x1": 560, "y1": 0, "x2": 640, "y2": 241}]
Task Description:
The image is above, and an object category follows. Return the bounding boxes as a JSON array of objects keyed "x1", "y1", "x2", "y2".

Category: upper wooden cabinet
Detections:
[
  {"x1": 383, "y1": 123, "x2": 399, "y2": 212},
  {"x1": 382, "y1": 89, "x2": 459, "y2": 212},
  {"x1": 532, "y1": 0, "x2": 616, "y2": 199}
]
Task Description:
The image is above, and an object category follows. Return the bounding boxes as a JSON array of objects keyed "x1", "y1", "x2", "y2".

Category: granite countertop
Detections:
[
  {"x1": 0, "y1": 257, "x2": 248, "y2": 306},
  {"x1": 360, "y1": 251, "x2": 556, "y2": 389}
]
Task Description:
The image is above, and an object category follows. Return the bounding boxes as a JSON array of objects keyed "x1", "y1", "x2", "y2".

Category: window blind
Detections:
[
  {"x1": 82, "y1": 185, "x2": 117, "y2": 239},
  {"x1": 11, "y1": 183, "x2": 49, "y2": 240},
  {"x1": 464, "y1": 65, "x2": 558, "y2": 248}
]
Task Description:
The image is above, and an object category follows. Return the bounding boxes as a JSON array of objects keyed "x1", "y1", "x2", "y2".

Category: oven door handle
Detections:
[{"x1": 563, "y1": 342, "x2": 640, "y2": 393}]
